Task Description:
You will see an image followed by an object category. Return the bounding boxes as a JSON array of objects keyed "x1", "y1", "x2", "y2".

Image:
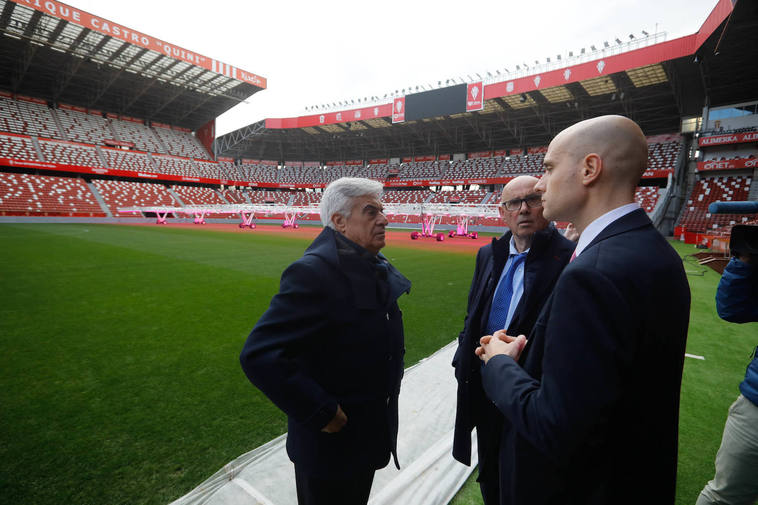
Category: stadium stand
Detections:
[
  {"x1": 152, "y1": 125, "x2": 211, "y2": 160},
  {"x1": 151, "y1": 154, "x2": 197, "y2": 177},
  {"x1": 646, "y1": 134, "x2": 682, "y2": 172},
  {"x1": 92, "y1": 179, "x2": 179, "y2": 217},
  {"x1": 396, "y1": 161, "x2": 448, "y2": 180},
  {"x1": 0, "y1": 96, "x2": 59, "y2": 139},
  {"x1": 171, "y1": 185, "x2": 227, "y2": 206},
  {"x1": 0, "y1": 133, "x2": 40, "y2": 161},
  {"x1": 247, "y1": 190, "x2": 291, "y2": 204},
  {"x1": 677, "y1": 175, "x2": 754, "y2": 230},
  {"x1": 220, "y1": 189, "x2": 249, "y2": 204},
  {"x1": 56, "y1": 107, "x2": 112, "y2": 145},
  {"x1": 170, "y1": 184, "x2": 233, "y2": 219},
  {"x1": 194, "y1": 160, "x2": 224, "y2": 180},
  {"x1": 634, "y1": 186, "x2": 662, "y2": 213},
  {"x1": 238, "y1": 162, "x2": 278, "y2": 184},
  {"x1": 500, "y1": 153, "x2": 545, "y2": 176},
  {"x1": 38, "y1": 139, "x2": 102, "y2": 168},
  {"x1": 290, "y1": 191, "x2": 322, "y2": 206},
  {"x1": 102, "y1": 147, "x2": 154, "y2": 172},
  {"x1": 0, "y1": 172, "x2": 104, "y2": 216},
  {"x1": 426, "y1": 189, "x2": 491, "y2": 204},
  {"x1": 447, "y1": 158, "x2": 501, "y2": 179},
  {"x1": 109, "y1": 118, "x2": 164, "y2": 153},
  {"x1": 382, "y1": 190, "x2": 431, "y2": 204}
]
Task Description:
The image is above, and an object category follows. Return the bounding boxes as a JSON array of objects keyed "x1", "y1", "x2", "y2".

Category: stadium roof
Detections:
[
  {"x1": 0, "y1": 0, "x2": 266, "y2": 131},
  {"x1": 216, "y1": 0, "x2": 758, "y2": 162}
]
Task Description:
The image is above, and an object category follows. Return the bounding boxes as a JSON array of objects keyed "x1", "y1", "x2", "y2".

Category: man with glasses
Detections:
[{"x1": 452, "y1": 175, "x2": 575, "y2": 505}]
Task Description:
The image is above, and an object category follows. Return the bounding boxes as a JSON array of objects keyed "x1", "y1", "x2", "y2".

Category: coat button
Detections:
[
  {"x1": 386, "y1": 313, "x2": 390, "y2": 320},
  {"x1": 386, "y1": 354, "x2": 393, "y2": 361}
]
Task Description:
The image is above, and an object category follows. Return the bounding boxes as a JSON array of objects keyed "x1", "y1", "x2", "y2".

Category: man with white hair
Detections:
[{"x1": 240, "y1": 177, "x2": 411, "y2": 505}]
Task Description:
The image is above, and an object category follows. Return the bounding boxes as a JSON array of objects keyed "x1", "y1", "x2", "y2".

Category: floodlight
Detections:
[
  {"x1": 519, "y1": 93, "x2": 527, "y2": 103},
  {"x1": 604, "y1": 41, "x2": 610, "y2": 48},
  {"x1": 629, "y1": 34, "x2": 635, "y2": 39},
  {"x1": 590, "y1": 45, "x2": 596, "y2": 51},
  {"x1": 615, "y1": 38, "x2": 622, "y2": 45},
  {"x1": 557, "y1": 54, "x2": 561, "y2": 60},
  {"x1": 642, "y1": 30, "x2": 649, "y2": 36},
  {"x1": 546, "y1": 57, "x2": 551, "y2": 63}
]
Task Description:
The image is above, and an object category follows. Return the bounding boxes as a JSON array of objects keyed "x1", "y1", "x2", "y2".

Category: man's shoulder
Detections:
[
  {"x1": 532, "y1": 226, "x2": 575, "y2": 259},
  {"x1": 579, "y1": 224, "x2": 683, "y2": 280}
]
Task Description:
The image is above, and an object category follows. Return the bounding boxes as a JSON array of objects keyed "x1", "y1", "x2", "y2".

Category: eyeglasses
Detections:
[{"x1": 501, "y1": 194, "x2": 543, "y2": 212}]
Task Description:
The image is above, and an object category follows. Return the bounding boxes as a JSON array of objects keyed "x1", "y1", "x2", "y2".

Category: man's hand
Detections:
[
  {"x1": 475, "y1": 330, "x2": 528, "y2": 364},
  {"x1": 564, "y1": 222, "x2": 580, "y2": 242},
  {"x1": 321, "y1": 404, "x2": 347, "y2": 433}
]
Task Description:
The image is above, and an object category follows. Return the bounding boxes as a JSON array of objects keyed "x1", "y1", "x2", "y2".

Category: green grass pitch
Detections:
[{"x1": 0, "y1": 224, "x2": 754, "y2": 505}]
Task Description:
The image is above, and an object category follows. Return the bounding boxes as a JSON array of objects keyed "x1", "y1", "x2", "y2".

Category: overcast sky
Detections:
[{"x1": 68, "y1": 0, "x2": 718, "y2": 136}]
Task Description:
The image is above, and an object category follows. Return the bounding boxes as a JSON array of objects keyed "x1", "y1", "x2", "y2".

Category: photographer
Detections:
[{"x1": 697, "y1": 225, "x2": 758, "y2": 505}]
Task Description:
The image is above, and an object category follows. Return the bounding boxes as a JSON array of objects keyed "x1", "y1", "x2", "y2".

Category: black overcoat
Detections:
[{"x1": 240, "y1": 227, "x2": 411, "y2": 476}]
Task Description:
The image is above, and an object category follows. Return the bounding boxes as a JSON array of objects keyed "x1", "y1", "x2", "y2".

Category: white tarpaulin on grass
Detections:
[{"x1": 170, "y1": 341, "x2": 477, "y2": 505}]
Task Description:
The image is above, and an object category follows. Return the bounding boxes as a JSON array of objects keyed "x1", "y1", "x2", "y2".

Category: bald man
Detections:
[
  {"x1": 477, "y1": 116, "x2": 690, "y2": 505},
  {"x1": 452, "y1": 176, "x2": 574, "y2": 505}
]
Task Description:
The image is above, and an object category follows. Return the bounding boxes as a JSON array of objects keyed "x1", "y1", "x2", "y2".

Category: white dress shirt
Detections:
[
  {"x1": 573, "y1": 203, "x2": 640, "y2": 259},
  {"x1": 492, "y1": 236, "x2": 529, "y2": 329}
]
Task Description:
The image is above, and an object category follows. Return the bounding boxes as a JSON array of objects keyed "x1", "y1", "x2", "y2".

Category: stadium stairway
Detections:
[
  {"x1": 170, "y1": 341, "x2": 475, "y2": 505},
  {"x1": 750, "y1": 168, "x2": 758, "y2": 201},
  {"x1": 86, "y1": 181, "x2": 113, "y2": 218},
  {"x1": 30, "y1": 136, "x2": 45, "y2": 160},
  {"x1": 167, "y1": 187, "x2": 185, "y2": 206}
]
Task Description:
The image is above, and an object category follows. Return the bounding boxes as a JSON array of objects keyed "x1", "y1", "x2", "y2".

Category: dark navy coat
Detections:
[
  {"x1": 452, "y1": 225, "x2": 574, "y2": 479},
  {"x1": 240, "y1": 227, "x2": 411, "y2": 476},
  {"x1": 482, "y1": 209, "x2": 690, "y2": 504}
]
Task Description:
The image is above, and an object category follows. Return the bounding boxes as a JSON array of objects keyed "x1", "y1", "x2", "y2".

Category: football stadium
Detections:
[{"x1": 1, "y1": 0, "x2": 757, "y2": 504}]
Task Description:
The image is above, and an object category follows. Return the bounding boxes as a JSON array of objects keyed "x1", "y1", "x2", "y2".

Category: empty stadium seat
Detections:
[
  {"x1": 92, "y1": 179, "x2": 179, "y2": 217},
  {"x1": 0, "y1": 133, "x2": 40, "y2": 160},
  {"x1": 678, "y1": 175, "x2": 754, "y2": 230},
  {"x1": 0, "y1": 172, "x2": 104, "y2": 216},
  {"x1": 39, "y1": 139, "x2": 102, "y2": 167},
  {"x1": 152, "y1": 125, "x2": 211, "y2": 160}
]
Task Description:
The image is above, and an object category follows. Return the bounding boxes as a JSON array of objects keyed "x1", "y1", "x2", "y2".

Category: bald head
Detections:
[
  {"x1": 535, "y1": 115, "x2": 648, "y2": 231},
  {"x1": 552, "y1": 115, "x2": 648, "y2": 189},
  {"x1": 501, "y1": 175, "x2": 540, "y2": 201}
]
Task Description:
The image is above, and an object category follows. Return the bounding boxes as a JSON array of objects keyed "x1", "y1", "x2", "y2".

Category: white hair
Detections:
[{"x1": 320, "y1": 177, "x2": 384, "y2": 228}]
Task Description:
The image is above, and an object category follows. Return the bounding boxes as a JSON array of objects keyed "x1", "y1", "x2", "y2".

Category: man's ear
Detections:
[
  {"x1": 581, "y1": 153, "x2": 603, "y2": 186},
  {"x1": 331, "y1": 213, "x2": 346, "y2": 232}
]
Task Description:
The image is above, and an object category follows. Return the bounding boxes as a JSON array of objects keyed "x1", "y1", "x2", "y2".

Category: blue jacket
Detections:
[
  {"x1": 240, "y1": 227, "x2": 411, "y2": 476},
  {"x1": 715, "y1": 257, "x2": 758, "y2": 406}
]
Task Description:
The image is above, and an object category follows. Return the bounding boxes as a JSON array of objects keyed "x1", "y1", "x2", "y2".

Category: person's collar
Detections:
[
  {"x1": 335, "y1": 230, "x2": 377, "y2": 260},
  {"x1": 509, "y1": 235, "x2": 530, "y2": 256},
  {"x1": 574, "y1": 203, "x2": 640, "y2": 258}
]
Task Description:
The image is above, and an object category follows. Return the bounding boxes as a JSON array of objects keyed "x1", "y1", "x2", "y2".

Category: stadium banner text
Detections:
[
  {"x1": 697, "y1": 158, "x2": 758, "y2": 171},
  {"x1": 698, "y1": 132, "x2": 758, "y2": 147},
  {"x1": 10, "y1": 0, "x2": 266, "y2": 88}
]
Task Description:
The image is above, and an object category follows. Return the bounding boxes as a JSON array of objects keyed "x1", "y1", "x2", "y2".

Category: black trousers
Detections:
[{"x1": 294, "y1": 465, "x2": 375, "y2": 505}]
